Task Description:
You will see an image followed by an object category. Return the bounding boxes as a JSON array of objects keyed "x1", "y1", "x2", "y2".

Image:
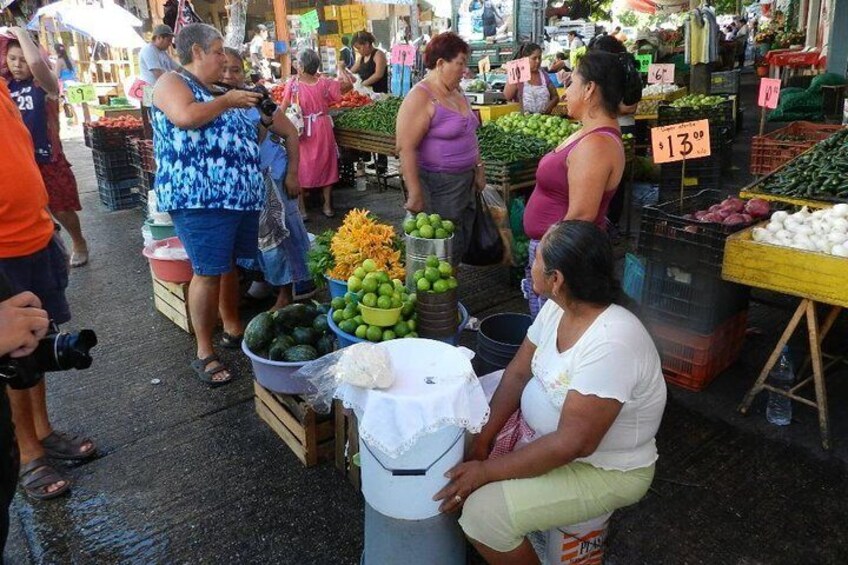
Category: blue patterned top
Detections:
[{"x1": 152, "y1": 72, "x2": 264, "y2": 212}]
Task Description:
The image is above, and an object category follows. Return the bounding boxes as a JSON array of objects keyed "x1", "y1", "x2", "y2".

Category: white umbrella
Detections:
[{"x1": 27, "y1": 1, "x2": 146, "y2": 50}]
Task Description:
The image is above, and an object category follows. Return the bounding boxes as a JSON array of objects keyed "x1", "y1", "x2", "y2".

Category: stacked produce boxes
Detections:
[
  {"x1": 127, "y1": 137, "x2": 156, "y2": 208},
  {"x1": 85, "y1": 117, "x2": 144, "y2": 211},
  {"x1": 637, "y1": 190, "x2": 772, "y2": 391}
]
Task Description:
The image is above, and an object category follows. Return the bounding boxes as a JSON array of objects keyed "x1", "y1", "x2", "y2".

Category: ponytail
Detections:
[{"x1": 618, "y1": 53, "x2": 642, "y2": 106}]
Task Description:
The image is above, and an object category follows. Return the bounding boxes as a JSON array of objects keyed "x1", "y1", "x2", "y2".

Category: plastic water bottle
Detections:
[
  {"x1": 766, "y1": 346, "x2": 794, "y2": 426},
  {"x1": 355, "y1": 161, "x2": 367, "y2": 192}
]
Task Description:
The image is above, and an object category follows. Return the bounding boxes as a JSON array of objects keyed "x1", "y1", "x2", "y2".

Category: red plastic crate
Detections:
[
  {"x1": 750, "y1": 122, "x2": 845, "y2": 176},
  {"x1": 649, "y1": 311, "x2": 748, "y2": 392}
]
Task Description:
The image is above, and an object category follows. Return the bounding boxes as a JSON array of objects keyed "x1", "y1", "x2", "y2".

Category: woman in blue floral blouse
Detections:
[{"x1": 152, "y1": 23, "x2": 267, "y2": 386}]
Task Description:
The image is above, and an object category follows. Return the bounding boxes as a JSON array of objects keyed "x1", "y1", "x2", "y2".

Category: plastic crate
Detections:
[
  {"x1": 83, "y1": 124, "x2": 93, "y2": 148},
  {"x1": 750, "y1": 121, "x2": 846, "y2": 176},
  {"x1": 659, "y1": 157, "x2": 723, "y2": 198},
  {"x1": 650, "y1": 310, "x2": 748, "y2": 391},
  {"x1": 642, "y1": 260, "x2": 750, "y2": 334},
  {"x1": 89, "y1": 126, "x2": 144, "y2": 151},
  {"x1": 97, "y1": 178, "x2": 140, "y2": 211},
  {"x1": 657, "y1": 98, "x2": 734, "y2": 132},
  {"x1": 623, "y1": 253, "x2": 645, "y2": 304},
  {"x1": 638, "y1": 189, "x2": 754, "y2": 276},
  {"x1": 92, "y1": 149, "x2": 137, "y2": 181},
  {"x1": 710, "y1": 70, "x2": 741, "y2": 95}
]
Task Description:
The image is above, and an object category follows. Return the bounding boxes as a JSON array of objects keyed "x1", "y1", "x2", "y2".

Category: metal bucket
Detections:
[
  {"x1": 405, "y1": 234, "x2": 454, "y2": 290},
  {"x1": 417, "y1": 289, "x2": 459, "y2": 338}
]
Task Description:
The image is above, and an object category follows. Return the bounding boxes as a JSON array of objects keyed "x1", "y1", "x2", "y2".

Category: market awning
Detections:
[{"x1": 26, "y1": 0, "x2": 146, "y2": 50}]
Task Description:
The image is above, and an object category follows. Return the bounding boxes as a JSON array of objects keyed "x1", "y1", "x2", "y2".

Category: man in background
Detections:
[{"x1": 139, "y1": 24, "x2": 178, "y2": 85}]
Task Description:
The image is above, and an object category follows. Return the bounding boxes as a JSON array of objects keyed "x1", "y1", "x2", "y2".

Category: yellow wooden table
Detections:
[
  {"x1": 472, "y1": 103, "x2": 520, "y2": 124},
  {"x1": 723, "y1": 225, "x2": 848, "y2": 449}
]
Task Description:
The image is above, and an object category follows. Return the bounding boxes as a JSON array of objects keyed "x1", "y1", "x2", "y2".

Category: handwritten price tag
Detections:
[
  {"x1": 647, "y1": 63, "x2": 675, "y2": 84},
  {"x1": 635, "y1": 54, "x2": 653, "y2": 73},
  {"x1": 651, "y1": 120, "x2": 711, "y2": 164},
  {"x1": 66, "y1": 84, "x2": 96, "y2": 105},
  {"x1": 391, "y1": 44, "x2": 416, "y2": 66},
  {"x1": 478, "y1": 56, "x2": 491, "y2": 76},
  {"x1": 758, "y1": 78, "x2": 781, "y2": 109},
  {"x1": 504, "y1": 57, "x2": 531, "y2": 85}
]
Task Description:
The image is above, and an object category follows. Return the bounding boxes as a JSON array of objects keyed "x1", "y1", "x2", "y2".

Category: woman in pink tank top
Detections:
[
  {"x1": 522, "y1": 51, "x2": 636, "y2": 319},
  {"x1": 396, "y1": 32, "x2": 483, "y2": 263}
]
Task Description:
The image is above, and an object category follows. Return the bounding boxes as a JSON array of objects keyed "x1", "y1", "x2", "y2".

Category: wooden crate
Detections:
[
  {"x1": 334, "y1": 128, "x2": 397, "y2": 156},
  {"x1": 254, "y1": 383, "x2": 335, "y2": 467},
  {"x1": 333, "y1": 400, "x2": 361, "y2": 491},
  {"x1": 739, "y1": 146, "x2": 844, "y2": 209},
  {"x1": 151, "y1": 271, "x2": 192, "y2": 334},
  {"x1": 722, "y1": 225, "x2": 848, "y2": 308}
]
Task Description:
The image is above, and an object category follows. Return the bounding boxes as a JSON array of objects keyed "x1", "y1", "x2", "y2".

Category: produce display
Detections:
[
  {"x1": 269, "y1": 84, "x2": 286, "y2": 105},
  {"x1": 411, "y1": 255, "x2": 458, "y2": 293},
  {"x1": 477, "y1": 122, "x2": 551, "y2": 162},
  {"x1": 683, "y1": 196, "x2": 771, "y2": 226},
  {"x1": 668, "y1": 94, "x2": 727, "y2": 108},
  {"x1": 331, "y1": 262, "x2": 419, "y2": 342},
  {"x1": 466, "y1": 79, "x2": 488, "y2": 93},
  {"x1": 402, "y1": 212, "x2": 455, "y2": 240},
  {"x1": 244, "y1": 302, "x2": 335, "y2": 362},
  {"x1": 327, "y1": 209, "x2": 404, "y2": 282},
  {"x1": 88, "y1": 116, "x2": 143, "y2": 129},
  {"x1": 494, "y1": 113, "x2": 581, "y2": 148},
  {"x1": 637, "y1": 84, "x2": 684, "y2": 115},
  {"x1": 751, "y1": 205, "x2": 848, "y2": 257},
  {"x1": 330, "y1": 90, "x2": 372, "y2": 109},
  {"x1": 642, "y1": 84, "x2": 683, "y2": 97},
  {"x1": 307, "y1": 230, "x2": 335, "y2": 288},
  {"x1": 758, "y1": 129, "x2": 848, "y2": 200},
  {"x1": 333, "y1": 97, "x2": 402, "y2": 134}
]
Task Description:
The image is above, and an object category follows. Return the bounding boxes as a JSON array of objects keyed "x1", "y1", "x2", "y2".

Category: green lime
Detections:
[
  {"x1": 419, "y1": 225, "x2": 435, "y2": 239},
  {"x1": 407, "y1": 292, "x2": 417, "y2": 304},
  {"x1": 403, "y1": 218, "x2": 417, "y2": 234},
  {"x1": 424, "y1": 267, "x2": 440, "y2": 283},
  {"x1": 407, "y1": 331, "x2": 418, "y2": 338},
  {"x1": 379, "y1": 283, "x2": 394, "y2": 297},
  {"x1": 416, "y1": 212, "x2": 428, "y2": 221},
  {"x1": 428, "y1": 213, "x2": 442, "y2": 225},
  {"x1": 366, "y1": 325, "x2": 383, "y2": 342},
  {"x1": 376, "y1": 295, "x2": 392, "y2": 310},
  {"x1": 416, "y1": 217, "x2": 429, "y2": 230},
  {"x1": 354, "y1": 267, "x2": 367, "y2": 280},
  {"x1": 434, "y1": 228, "x2": 448, "y2": 239},
  {"x1": 382, "y1": 329, "x2": 397, "y2": 342},
  {"x1": 407, "y1": 319, "x2": 417, "y2": 332},
  {"x1": 343, "y1": 305, "x2": 358, "y2": 320},
  {"x1": 332, "y1": 309, "x2": 345, "y2": 324},
  {"x1": 353, "y1": 315, "x2": 364, "y2": 327},
  {"x1": 362, "y1": 292, "x2": 378, "y2": 308},
  {"x1": 347, "y1": 276, "x2": 363, "y2": 293},
  {"x1": 393, "y1": 279, "x2": 404, "y2": 291},
  {"x1": 413, "y1": 270, "x2": 425, "y2": 282},
  {"x1": 446, "y1": 276, "x2": 458, "y2": 290},
  {"x1": 355, "y1": 324, "x2": 368, "y2": 339},
  {"x1": 339, "y1": 319, "x2": 357, "y2": 335},
  {"x1": 430, "y1": 220, "x2": 442, "y2": 232},
  {"x1": 362, "y1": 259, "x2": 378, "y2": 273},
  {"x1": 442, "y1": 220, "x2": 455, "y2": 234},
  {"x1": 401, "y1": 301, "x2": 415, "y2": 317},
  {"x1": 344, "y1": 291, "x2": 359, "y2": 304},
  {"x1": 331, "y1": 296, "x2": 346, "y2": 311},
  {"x1": 426, "y1": 255, "x2": 440, "y2": 269},
  {"x1": 377, "y1": 272, "x2": 390, "y2": 284},
  {"x1": 416, "y1": 277, "x2": 431, "y2": 292},
  {"x1": 362, "y1": 277, "x2": 379, "y2": 293},
  {"x1": 432, "y1": 279, "x2": 449, "y2": 293},
  {"x1": 390, "y1": 296, "x2": 403, "y2": 309},
  {"x1": 438, "y1": 261, "x2": 453, "y2": 277},
  {"x1": 393, "y1": 320, "x2": 410, "y2": 337},
  {"x1": 410, "y1": 229, "x2": 421, "y2": 238}
]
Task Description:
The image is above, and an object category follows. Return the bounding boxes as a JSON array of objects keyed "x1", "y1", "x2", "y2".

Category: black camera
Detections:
[
  {"x1": 0, "y1": 323, "x2": 97, "y2": 388},
  {"x1": 214, "y1": 83, "x2": 278, "y2": 117}
]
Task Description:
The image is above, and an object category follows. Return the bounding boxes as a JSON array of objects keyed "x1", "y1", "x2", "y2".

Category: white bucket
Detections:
[
  {"x1": 360, "y1": 425, "x2": 465, "y2": 521},
  {"x1": 544, "y1": 512, "x2": 612, "y2": 565}
]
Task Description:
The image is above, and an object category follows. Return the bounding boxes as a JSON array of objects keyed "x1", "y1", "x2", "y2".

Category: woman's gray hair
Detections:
[
  {"x1": 298, "y1": 49, "x2": 321, "y2": 76},
  {"x1": 175, "y1": 23, "x2": 223, "y2": 65}
]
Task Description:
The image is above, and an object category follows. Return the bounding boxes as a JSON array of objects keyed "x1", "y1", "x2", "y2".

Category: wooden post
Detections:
[
  {"x1": 759, "y1": 106, "x2": 767, "y2": 136},
  {"x1": 272, "y1": 0, "x2": 290, "y2": 80}
]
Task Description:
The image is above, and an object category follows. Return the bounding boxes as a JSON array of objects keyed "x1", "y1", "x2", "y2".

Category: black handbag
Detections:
[{"x1": 462, "y1": 192, "x2": 505, "y2": 266}]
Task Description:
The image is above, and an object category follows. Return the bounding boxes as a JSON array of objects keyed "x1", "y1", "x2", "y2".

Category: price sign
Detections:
[
  {"x1": 651, "y1": 120, "x2": 711, "y2": 164},
  {"x1": 66, "y1": 84, "x2": 96, "y2": 105},
  {"x1": 647, "y1": 63, "x2": 675, "y2": 84},
  {"x1": 504, "y1": 57, "x2": 531, "y2": 85},
  {"x1": 142, "y1": 85, "x2": 154, "y2": 107},
  {"x1": 758, "y1": 78, "x2": 782, "y2": 109},
  {"x1": 127, "y1": 79, "x2": 146, "y2": 100},
  {"x1": 478, "y1": 56, "x2": 491, "y2": 76},
  {"x1": 635, "y1": 54, "x2": 653, "y2": 73},
  {"x1": 300, "y1": 9, "x2": 320, "y2": 33},
  {"x1": 391, "y1": 44, "x2": 416, "y2": 67}
]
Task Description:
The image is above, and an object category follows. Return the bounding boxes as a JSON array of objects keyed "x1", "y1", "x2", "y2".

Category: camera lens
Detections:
[{"x1": 31, "y1": 330, "x2": 98, "y2": 372}]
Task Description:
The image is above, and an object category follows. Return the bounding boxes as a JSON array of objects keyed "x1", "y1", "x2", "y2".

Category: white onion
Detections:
[
  {"x1": 771, "y1": 211, "x2": 789, "y2": 223},
  {"x1": 827, "y1": 232, "x2": 848, "y2": 245},
  {"x1": 832, "y1": 203, "x2": 848, "y2": 218},
  {"x1": 767, "y1": 221, "x2": 783, "y2": 233},
  {"x1": 811, "y1": 209, "x2": 826, "y2": 220},
  {"x1": 775, "y1": 229, "x2": 792, "y2": 242},
  {"x1": 752, "y1": 227, "x2": 770, "y2": 242},
  {"x1": 831, "y1": 218, "x2": 848, "y2": 233},
  {"x1": 794, "y1": 225, "x2": 814, "y2": 236},
  {"x1": 832, "y1": 245, "x2": 848, "y2": 258}
]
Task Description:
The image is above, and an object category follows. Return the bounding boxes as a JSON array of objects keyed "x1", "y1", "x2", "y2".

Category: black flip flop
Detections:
[
  {"x1": 19, "y1": 457, "x2": 71, "y2": 501},
  {"x1": 190, "y1": 354, "x2": 235, "y2": 387}
]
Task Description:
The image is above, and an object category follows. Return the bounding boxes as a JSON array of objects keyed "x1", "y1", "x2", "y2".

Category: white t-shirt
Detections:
[
  {"x1": 522, "y1": 302, "x2": 666, "y2": 472},
  {"x1": 139, "y1": 44, "x2": 178, "y2": 86}
]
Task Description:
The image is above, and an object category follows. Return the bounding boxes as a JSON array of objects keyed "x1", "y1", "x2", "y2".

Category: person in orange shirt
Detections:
[{"x1": 0, "y1": 75, "x2": 97, "y2": 502}]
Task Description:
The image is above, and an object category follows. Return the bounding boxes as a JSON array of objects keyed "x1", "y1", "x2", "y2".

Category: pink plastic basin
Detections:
[{"x1": 143, "y1": 237, "x2": 193, "y2": 283}]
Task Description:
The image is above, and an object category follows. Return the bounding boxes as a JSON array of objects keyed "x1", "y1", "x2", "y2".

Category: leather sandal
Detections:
[
  {"x1": 41, "y1": 430, "x2": 97, "y2": 461},
  {"x1": 190, "y1": 354, "x2": 235, "y2": 387},
  {"x1": 19, "y1": 457, "x2": 71, "y2": 501}
]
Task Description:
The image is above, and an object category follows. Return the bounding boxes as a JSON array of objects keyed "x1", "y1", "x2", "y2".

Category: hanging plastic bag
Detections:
[
  {"x1": 463, "y1": 191, "x2": 505, "y2": 266},
  {"x1": 285, "y1": 79, "x2": 305, "y2": 136},
  {"x1": 481, "y1": 186, "x2": 514, "y2": 266},
  {"x1": 509, "y1": 197, "x2": 526, "y2": 240}
]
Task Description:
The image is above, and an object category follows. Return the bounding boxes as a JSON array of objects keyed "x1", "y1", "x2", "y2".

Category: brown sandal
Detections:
[
  {"x1": 41, "y1": 430, "x2": 97, "y2": 461},
  {"x1": 19, "y1": 457, "x2": 71, "y2": 501}
]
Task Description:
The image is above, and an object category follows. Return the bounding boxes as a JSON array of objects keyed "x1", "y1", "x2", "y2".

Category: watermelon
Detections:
[{"x1": 283, "y1": 345, "x2": 318, "y2": 362}]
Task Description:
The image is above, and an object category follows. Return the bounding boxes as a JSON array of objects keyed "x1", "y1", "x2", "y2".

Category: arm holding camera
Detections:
[
  {"x1": 154, "y1": 72, "x2": 262, "y2": 130},
  {"x1": 0, "y1": 292, "x2": 49, "y2": 359}
]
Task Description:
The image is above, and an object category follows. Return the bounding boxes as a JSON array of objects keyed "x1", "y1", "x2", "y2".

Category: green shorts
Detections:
[{"x1": 458, "y1": 462, "x2": 655, "y2": 553}]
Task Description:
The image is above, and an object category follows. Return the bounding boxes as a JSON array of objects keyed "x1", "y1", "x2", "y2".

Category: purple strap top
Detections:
[{"x1": 416, "y1": 83, "x2": 480, "y2": 174}]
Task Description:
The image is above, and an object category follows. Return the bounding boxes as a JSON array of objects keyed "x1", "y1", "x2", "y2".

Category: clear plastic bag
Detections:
[
  {"x1": 481, "y1": 186, "x2": 514, "y2": 266},
  {"x1": 298, "y1": 343, "x2": 394, "y2": 414}
]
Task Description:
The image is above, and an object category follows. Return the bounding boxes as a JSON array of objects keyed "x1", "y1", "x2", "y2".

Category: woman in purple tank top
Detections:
[
  {"x1": 522, "y1": 51, "x2": 641, "y2": 319},
  {"x1": 396, "y1": 32, "x2": 484, "y2": 263}
]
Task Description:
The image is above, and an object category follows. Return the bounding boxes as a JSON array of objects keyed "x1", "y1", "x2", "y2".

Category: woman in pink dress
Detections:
[{"x1": 281, "y1": 49, "x2": 352, "y2": 218}]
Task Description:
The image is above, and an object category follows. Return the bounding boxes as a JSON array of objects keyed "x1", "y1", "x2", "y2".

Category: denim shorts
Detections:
[
  {"x1": 170, "y1": 208, "x2": 260, "y2": 276},
  {"x1": 0, "y1": 235, "x2": 71, "y2": 325}
]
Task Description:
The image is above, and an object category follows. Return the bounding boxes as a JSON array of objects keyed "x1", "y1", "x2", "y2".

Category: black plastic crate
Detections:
[
  {"x1": 97, "y1": 178, "x2": 140, "y2": 211},
  {"x1": 92, "y1": 149, "x2": 137, "y2": 181},
  {"x1": 90, "y1": 126, "x2": 144, "y2": 151},
  {"x1": 710, "y1": 70, "x2": 741, "y2": 95},
  {"x1": 638, "y1": 189, "x2": 752, "y2": 276},
  {"x1": 657, "y1": 98, "x2": 734, "y2": 132},
  {"x1": 83, "y1": 124, "x2": 93, "y2": 148},
  {"x1": 659, "y1": 157, "x2": 722, "y2": 196},
  {"x1": 642, "y1": 260, "x2": 750, "y2": 334}
]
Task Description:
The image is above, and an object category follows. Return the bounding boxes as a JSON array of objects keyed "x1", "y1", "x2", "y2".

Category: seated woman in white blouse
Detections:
[{"x1": 435, "y1": 220, "x2": 667, "y2": 565}]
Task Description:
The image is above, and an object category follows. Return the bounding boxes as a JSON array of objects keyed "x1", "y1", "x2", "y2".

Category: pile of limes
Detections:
[
  {"x1": 413, "y1": 255, "x2": 458, "y2": 293},
  {"x1": 403, "y1": 212, "x2": 455, "y2": 240},
  {"x1": 495, "y1": 113, "x2": 581, "y2": 148},
  {"x1": 331, "y1": 259, "x2": 418, "y2": 342}
]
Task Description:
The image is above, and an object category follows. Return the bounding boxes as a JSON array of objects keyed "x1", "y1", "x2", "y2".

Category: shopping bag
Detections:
[
  {"x1": 462, "y1": 191, "x2": 505, "y2": 266},
  {"x1": 481, "y1": 186, "x2": 514, "y2": 266},
  {"x1": 285, "y1": 79, "x2": 304, "y2": 136}
]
